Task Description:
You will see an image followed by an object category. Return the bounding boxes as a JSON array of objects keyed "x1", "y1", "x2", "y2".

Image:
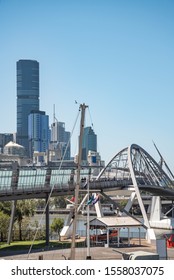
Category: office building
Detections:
[
  {"x1": 0, "y1": 133, "x2": 14, "y2": 153},
  {"x1": 16, "y1": 59, "x2": 39, "y2": 156},
  {"x1": 28, "y1": 110, "x2": 49, "y2": 158},
  {"x1": 82, "y1": 126, "x2": 97, "y2": 161},
  {"x1": 50, "y1": 119, "x2": 71, "y2": 160}
]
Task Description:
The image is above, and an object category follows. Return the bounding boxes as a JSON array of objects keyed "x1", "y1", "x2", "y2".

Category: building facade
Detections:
[
  {"x1": 28, "y1": 110, "x2": 49, "y2": 158},
  {"x1": 0, "y1": 133, "x2": 14, "y2": 154},
  {"x1": 3, "y1": 141, "x2": 25, "y2": 157},
  {"x1": 50, "y1": 120, "x2": 71, "y2": 160},
  {"x1": 16, "y1": 59, "x2": 39, "y2": 156},
  {"x1": 82, "y1": 126, "x2": 97, "y2": 161}
]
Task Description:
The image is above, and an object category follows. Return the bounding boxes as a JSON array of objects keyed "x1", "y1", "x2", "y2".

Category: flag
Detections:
[
  {"x1": 70, "y1": 196, "x2": 75, "y2": 202},
  {"x1": 87, "y1": 195, "x2": 95, "y2": 205},
  {"x1": 92, "y1": 194, "x2": 100, "y2": 205},
  {"x1": 65, "y1": 196, "x2": 75, "y2": 204},
  {"x1": 87, "y1": 194, "x2": 100, "y2": 205}
]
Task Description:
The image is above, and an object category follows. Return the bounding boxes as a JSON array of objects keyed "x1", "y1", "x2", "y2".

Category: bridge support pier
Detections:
[
  {"x1": 146, "y1": 228, "x2": 156, "y2": 245},
  {"x1": 45, "y1": 194, "x2": 49, "y2": 246},
  {"x1": 123, "y1": 192, "x2": 136, "y2": 214}
]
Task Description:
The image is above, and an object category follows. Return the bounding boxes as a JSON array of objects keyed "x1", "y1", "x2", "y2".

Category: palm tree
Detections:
[{"x1": 15, "y1": 200, "x2": 35, "y2": 241}]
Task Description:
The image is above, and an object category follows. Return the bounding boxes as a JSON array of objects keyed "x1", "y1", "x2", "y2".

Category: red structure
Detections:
[
  {"x1": 90, "y1": 230, "x2": 118, "y2": 242},
  {"x1": 164, "y1": 234, "x2": 174, "y2": 248}
]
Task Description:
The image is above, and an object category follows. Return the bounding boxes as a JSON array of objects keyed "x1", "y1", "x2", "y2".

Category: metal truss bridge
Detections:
[{"x1": 0, "y1": 144, "x2": 174, "y2": 202}]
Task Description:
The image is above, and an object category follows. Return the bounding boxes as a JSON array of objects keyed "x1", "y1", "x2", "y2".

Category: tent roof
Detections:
[{"x1": 88, "y1": 216, "x2": 143, "y2": 228}]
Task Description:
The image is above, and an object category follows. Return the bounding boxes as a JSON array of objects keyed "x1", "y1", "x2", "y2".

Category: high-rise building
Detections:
[
  {"x1": 16, "y1": 59, "x2": 39, "y2": 156},
  {"x1": 51, "y1": 121, "x2": 65, "y2": 143},
  {"x1": 0, "y1": 133, "x2": 14, "y2": 153},
  {"x1": 82, "y1": 126, "x2": 97, "y2": 161},
  {"x1": 50, "y1": 119, "x2": 71, "y2": 160},
  {"x1": 28, "y1": 110, "x2": 49, "y2": 158}
]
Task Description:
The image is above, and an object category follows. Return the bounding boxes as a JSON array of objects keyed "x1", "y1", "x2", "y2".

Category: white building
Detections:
[{"x1": 3, "y1": 141, "x2": 26, "y2": 157}]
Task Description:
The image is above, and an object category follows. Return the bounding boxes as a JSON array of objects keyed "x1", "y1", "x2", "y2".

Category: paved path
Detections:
[{"x1": 1, "y1": 239, "x2": 174, "y2": 260}]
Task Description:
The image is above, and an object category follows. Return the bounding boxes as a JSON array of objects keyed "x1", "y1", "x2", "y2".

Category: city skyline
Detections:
[{"x1": 0, "y1": 1, "x2": 174, "y2": 171}]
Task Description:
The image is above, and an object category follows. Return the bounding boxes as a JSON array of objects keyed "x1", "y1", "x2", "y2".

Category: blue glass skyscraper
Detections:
[
  {"x1": 16, "y1": 59, "x2": 39, "y2": 155},
  {"x1": 28, "y1": 110, "x2": 49, "y2": 158},
  {"x1": 82, "y1": 126, "x2": 97, "y2": 160}
]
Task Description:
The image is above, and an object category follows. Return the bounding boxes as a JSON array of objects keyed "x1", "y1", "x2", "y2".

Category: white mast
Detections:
[{"x1": 70, "y1": 103, "x2": 88, "y2": 260}]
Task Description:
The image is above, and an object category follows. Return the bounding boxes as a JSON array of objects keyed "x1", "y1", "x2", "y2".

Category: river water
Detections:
[{"x1": 30, "y1": 213, "x2": 174, "y2": 239}]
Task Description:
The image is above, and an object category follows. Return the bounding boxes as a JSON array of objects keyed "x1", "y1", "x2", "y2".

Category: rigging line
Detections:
[
  {"x1": 58, "y1": 109, "x2": 81, "y2": 185},
  {"x1": 87, "y1": 106, "x2": 102, "y2": 156},
  {"x1": 87, "y1": 106, "x2": 94, "y2": 127},
  {"x1": 27, "y1": 108, "x2": 81, "y2": 259}
]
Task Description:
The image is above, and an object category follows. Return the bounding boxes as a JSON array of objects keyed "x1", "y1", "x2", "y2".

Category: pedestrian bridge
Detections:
[
  {"x1": 0, "y1": 144, "x2": 174, "y2": 201},
  {"x1": 1, "y1": 143, "x2": 174, "y2": 245}
]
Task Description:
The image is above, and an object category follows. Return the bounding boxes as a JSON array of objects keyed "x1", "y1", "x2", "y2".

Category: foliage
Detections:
[
  {"x1": 52, "y1": 197, "x2": 66, "y2": 208},
  {"x1": 50, "y1": 217, "x2": 64, "y2": 241},
  {"x1": 14, "y1": 200, "x2": 36, "y2": 241},
  {"x1": 11, "y1": 218, "x2": 45, "y2": 241},
  {"x1": 35, "y1": 197, "x2": 67, "y2": 209},
  {"x1": 0, "y1": 201, "x2": 12, "y2": 215},
  {"x1": 35, "y1": 199, "x2": 46, "y2": 210},
  {"x1": 0, "y1": 211, "x2": 10, "y2": 242},
  {"x1": 119, "y1": 199, "x2": 127, "y2": 209}
]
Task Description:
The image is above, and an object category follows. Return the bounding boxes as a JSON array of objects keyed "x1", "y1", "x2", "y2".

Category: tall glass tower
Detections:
[
  {"x1": 82, "y1": 126, "x2": 97, "y2": 160},
  {"x1": 16, "y1": 59, "x2": 39, "y2": 156},
  {"x1": 28, "y1": 110, "x2": 49, "y2": 158}
]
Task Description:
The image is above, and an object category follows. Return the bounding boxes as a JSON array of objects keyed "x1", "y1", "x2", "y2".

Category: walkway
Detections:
[{"x1": 1, "y1": 239, "x2": 174, "y2": 260}]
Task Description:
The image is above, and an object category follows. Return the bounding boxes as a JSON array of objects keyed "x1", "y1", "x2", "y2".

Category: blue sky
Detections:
[{"x1": 0, "y1": 0, "x2": 174, "y2": 171}]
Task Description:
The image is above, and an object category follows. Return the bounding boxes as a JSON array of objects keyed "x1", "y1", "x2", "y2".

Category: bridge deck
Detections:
[{"x1": 0, "y1": 166, "x2": 174, "y2": 201}]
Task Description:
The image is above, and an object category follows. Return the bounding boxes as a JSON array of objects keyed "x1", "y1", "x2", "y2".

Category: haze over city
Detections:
[{"x1": 0, "y1": 1, "x2": 174, "y2": 170}]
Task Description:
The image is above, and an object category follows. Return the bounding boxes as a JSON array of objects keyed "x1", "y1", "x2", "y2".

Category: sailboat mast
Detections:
[{"x1": 70, "y1": 103, "x2": 88, "y2": 260}]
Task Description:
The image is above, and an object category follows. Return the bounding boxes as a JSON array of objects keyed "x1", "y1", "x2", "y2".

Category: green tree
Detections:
[
  {"x1": 0, "y1": 211, "x2": 10, "y2": 241},
  {"x1": 50, "y1": 218, "x2": 64, "y2": 241},
  {"x1": 35, "y1": 199, "x2": 46, "y2": 210},
  {"x1": 0, "y1": 201, "x2": 12, "y2": 215},
  {"x1": 53, "y1": 197, "x2": 66, "y2": 208},
  {"x1": 15, "y1": 200, "x2": 36, "y2": 241}
]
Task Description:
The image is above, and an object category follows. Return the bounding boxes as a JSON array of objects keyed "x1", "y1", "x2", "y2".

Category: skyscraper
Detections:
[
  {"x1": 28, "y1": 110, "x2": 49, "y2": 158},
  {"x1": 82, "y1": 126, "x2": 97, "y2": 161},
  {"x1": 16, "y1": 59, "x2": 39, "y2": 156},
  {"x1": 50, "y1": 119, "x2": 71, "y2": 160}
]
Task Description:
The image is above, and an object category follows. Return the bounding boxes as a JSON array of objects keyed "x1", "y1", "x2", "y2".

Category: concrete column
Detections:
[
  {"x1": 124, "y1": 192, "x2": 136, "y2": 214},
  {"x1": 117, "y1": 228, "x2": 120, "y2": 247},
  {"x1": 94, "y1": 193, "x2": 103, "y2": 218},
  {"x1": 150, "y1": 196, "x2": 161, "y2": 222},
  {"x1": 107, "y1": 228, "x2": 109, "y2": 247},
  {"x1": 138, "y1": 227, "x2": 141, "y2": 245},
  {"x1": 128, "y1": 228, "x2": 130, "y2": 246},
  {"x1": 45, "y1": 195, "x2": 49, "y2": 246}
]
